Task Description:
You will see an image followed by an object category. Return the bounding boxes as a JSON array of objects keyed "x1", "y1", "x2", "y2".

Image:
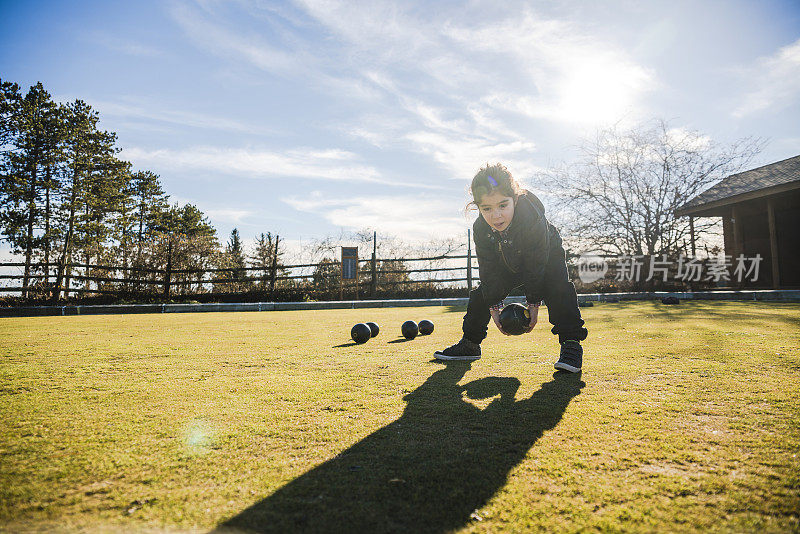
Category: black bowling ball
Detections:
[
  {"x1": 366, "y1": 322, "x2": 380, "y2": 337},
  {"x1": 418, "y1": 319, "x2": 434, "y2": 335},
  {"x1": 351, "y1": 323, "x2": 372, "y2": 344},
  {"x1": 499, "y1": 303, "x2": 530, "y2": 335},
  {"x1": 401, "y1": 320, "x2": 419, "y2": 340}
]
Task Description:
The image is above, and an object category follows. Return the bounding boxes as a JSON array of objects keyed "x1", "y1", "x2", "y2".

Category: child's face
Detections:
[{"x1": 478, "y1": 191, "x2": 515, "y2": 232}]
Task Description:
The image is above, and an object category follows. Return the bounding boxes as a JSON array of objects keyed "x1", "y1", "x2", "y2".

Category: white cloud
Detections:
[
  {"x1": 205, "y1": 208, "x2": 254, "y2": 225},
  {"x1": 170, "y1": 1, "x2": 389, "y2": 108},
  {"x1": 90, "y1": 99, "x2": 280, "y2": 136},
  {"x1": 732, "y1": 38, "x2": 800, "y2": 118},
  {"x1": 776, "y1": 137, "x2": 800, "y2": 151},
  {"x1": 170, "y1": 2, "x2": 299, "y2": 74},
  {"x1": 342, "y1": 125, "x2": 389, "y2": 148},
  {"x1": 293, "y1": 0, "x2": 433, "y2": 61},
  {"x1": 167, "y1": 1, "x2": 656, "y2": 188},
  {"x1": 120, "y1": 145, "x2": 391, "y2": 184},
  {"x1": 242, "y1": 236, "x2": 306, "y2": 264},
  {"x1": 295, "y1": 3, "x2": 655, "y2": 124},
  {"x1": 167, "y1": 196, "x2": 304, "y2": 237},
  {"x1": 665, "y1": 127, "x2": 711, "y2": 152},
  {"x1": 283, "y1": 191, "x2": 469, "y2": 240},
  {"x1": 404, "y1": 131, "x2": 539, "y2": 181},
  {"x1": 89, "y1": 31, "x2": 164, "y2": 57},
  {"x1": 447, "y1": 13, "x2": 655, "y2": 126},
  {"x1": 284, "y1": 1, "x2": 656, "y2": 174}
]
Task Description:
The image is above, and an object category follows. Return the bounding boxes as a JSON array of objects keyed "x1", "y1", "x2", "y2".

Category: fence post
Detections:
[
  {"x1": 51, "y1": 260, "x2": 63, "y2": 303},
  {"x1": 64, "y1": 263, "x2": 71, "y2": 301},
  {"x1": 269, "y1": 235, "x2": 279, "y2": 298},
  {"x1": 466, "y1": 229, "x2": 472, "y2": 291},
  {"x1": 370, "y1": 230, "x2": 377, "y2": 297},
  {"x1": 163, "y1": 238, "x2": 172, "y2": 301}
]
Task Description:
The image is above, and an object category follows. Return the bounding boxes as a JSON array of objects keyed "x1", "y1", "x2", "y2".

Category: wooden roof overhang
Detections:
[{"x1": 675, "y1": 180, "x2": 800, "y2": 218}]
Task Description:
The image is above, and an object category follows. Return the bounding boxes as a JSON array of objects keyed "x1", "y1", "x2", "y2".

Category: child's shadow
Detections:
[{"x1": 213, "y1": 363, "x2": 584, "y2": 533}]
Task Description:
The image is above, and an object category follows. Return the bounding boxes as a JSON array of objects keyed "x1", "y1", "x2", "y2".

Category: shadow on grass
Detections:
[
  {"x1": 387, "y1": 338, "x2": 414, "y2": 344},
  {"x1": 332, "y1": 342, "x2": 360, "y2": 348},
  {"x1": 676, "y1": 302, "x2": 800, "y2": 327},
  {"x1": 559, "y1": 300, "x2": 800, "y2": 329},
  {"x1": 631, "y1": 301, "x2": 800, "y2": 329},
  {"x1": 213, "y1": 363, "x2": 584, "y2": 533}
]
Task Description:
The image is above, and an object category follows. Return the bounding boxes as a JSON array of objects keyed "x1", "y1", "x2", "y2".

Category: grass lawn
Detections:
[{"x1": 1, "y1": 301, "x2": 798, "y2": 533}]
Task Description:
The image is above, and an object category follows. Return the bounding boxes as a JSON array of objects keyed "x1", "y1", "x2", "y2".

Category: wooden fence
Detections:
[{"x1": 0, "y1": 251, "x2": 480, "y2": 302}]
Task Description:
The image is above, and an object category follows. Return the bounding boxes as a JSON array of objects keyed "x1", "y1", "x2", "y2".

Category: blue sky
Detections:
[{"x1": 1, "y1": 0, "x2": 799, "y2": 258}]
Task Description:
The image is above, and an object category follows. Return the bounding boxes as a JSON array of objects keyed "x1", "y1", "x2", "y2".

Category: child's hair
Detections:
[{"x1": 467, "y1": 163, "x2": 523, "y2": 210}]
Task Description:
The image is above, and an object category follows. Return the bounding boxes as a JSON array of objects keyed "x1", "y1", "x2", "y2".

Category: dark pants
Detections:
[{"x1": 462, "y1": 241, "x2": 588, "y2": 345}]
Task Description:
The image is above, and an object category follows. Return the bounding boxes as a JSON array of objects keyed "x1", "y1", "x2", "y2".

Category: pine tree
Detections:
[
  {"x1": 147, "y1": 203, "x2": 219, "y2": 296},
  {"x1": 222, "y1": 228, "x2": 248, "y2": 291},
  {"x1": 52, "y1": 100, "x2": 117, "y2": 299},
  {"x1": 111, "y1": 165, "x2": 136, "y2": 279},
  {"x1": 251, "y1": 232, "x2": 272, "y2": 288},
  {"x1": 130, "y1": 170, "x2": 167, "y2": 264},
  {"x1": 227, "y1": 228, "x2": 245, "y2": 268},
  {"x1": 1, "y1": 79, "x2": 233, "y2": 301},
  {"x1": 80, "y1": 153, "x2": 128, "y2": 289},
  {"x1": 38, "y1": 103, "x2": 66, "y2": 288},
  {"x1": 312, "y1": 257, "x2": 341, "y2": 295},
  {"x1": 0, "y1": 78, "x2": 21, "y2": 149},
  {"x1": 0, "y1": 82, "x2": 60, "y2": 297},
  {"x1": 0, "y1": 79, "x2": 21, "y2": 255}
]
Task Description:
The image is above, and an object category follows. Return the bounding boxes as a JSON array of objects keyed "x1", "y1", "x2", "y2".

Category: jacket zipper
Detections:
[{"x1": 498, "y1": 241, "x2": 518, "y2": 273}]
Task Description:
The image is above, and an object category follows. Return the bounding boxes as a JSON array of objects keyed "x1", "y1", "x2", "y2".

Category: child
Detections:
[{"x1": 434, "y1": 163, "x2": 587, "y2": 372}]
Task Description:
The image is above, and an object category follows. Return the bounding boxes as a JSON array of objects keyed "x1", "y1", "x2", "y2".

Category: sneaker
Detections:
[
  {"x1": 555, "y1": 340, "x2": 582, "y2": 373},
  {"x1": 434, "y1": 338, "x2": 481, "y2": 361}
]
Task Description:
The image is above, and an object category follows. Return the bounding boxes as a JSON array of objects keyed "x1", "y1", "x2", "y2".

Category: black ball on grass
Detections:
[
  {"x1": 418, "y1": 319, "x2": 434, "y2": 335},
  {"x1": 366, "y1": 322, "x2": 380, "y2": 337},
  {"x1": 401, "y1": 320, "x2": 419, "y2": 340},
  {"x1": 351, "y1": 323, "x2": 372, "y2": 344},
  {"x1": 661, "y1": 296, "x2": 680, "y2": 305},
  {"x1": 499, "y1": 303, "x2": 530, "y2": 335}
]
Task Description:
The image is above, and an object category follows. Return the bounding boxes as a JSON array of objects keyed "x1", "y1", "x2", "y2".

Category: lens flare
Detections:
[{"x1": 183, "y1": 420, "x2": 214, "y2": 453}]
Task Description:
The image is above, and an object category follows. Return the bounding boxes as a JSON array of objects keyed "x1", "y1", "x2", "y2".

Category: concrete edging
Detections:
[{"x1": 1, "y1": 290, "x2": 798, "y2": 318}]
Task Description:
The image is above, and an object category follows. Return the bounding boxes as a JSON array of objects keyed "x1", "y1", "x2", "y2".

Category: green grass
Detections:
[{"x1": 1, "y1": 301, "x2": 798, "y2": 533}]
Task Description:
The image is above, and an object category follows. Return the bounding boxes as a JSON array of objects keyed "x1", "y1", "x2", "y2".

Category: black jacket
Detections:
[{"x1": 473, "y1": 190, "x2": 560, "y2": 305}]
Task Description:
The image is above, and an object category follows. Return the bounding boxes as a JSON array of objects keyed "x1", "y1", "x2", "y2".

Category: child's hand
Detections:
[
  {"x1": 490, "y1": 307, "x2": 512, "y2": 336},
  {"x1": 522, "y1": 304, "x2": 539, "y2": 333}
]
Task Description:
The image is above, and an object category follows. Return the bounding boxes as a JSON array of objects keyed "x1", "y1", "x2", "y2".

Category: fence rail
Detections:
[{"x1": 0, "y1": 249, "x2": 481, "y2": 302}]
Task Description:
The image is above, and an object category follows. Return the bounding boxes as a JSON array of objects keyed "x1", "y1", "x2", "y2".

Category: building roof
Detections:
[{"x1": 675, "y1": 154, "x2": 800, "y2": 216}]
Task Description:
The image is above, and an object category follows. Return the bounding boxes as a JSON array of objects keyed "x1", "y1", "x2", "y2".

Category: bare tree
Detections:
[
  {"x1": 308, "y1": 228, "x2": 465, "y2": 294},
  {"x1": 542, "y1": 119, "x2": 764, "y2": 257}
]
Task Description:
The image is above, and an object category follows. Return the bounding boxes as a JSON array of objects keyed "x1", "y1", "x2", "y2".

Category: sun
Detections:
[{"x1": 556, "y1": 56, "x2": 654, "y2": 124}]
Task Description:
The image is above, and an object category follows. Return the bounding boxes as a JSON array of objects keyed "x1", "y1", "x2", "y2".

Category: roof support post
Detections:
[
  {"x1": 723, "y1": 209, "x2": 734, "y2": 258},
  {"x1": 767, "y1": 198, "x2": 780, "y2": 289},
  {"x1": 731, "y1": 205, "x2": 743, "y2": 257},
  {"x1": 731, "y1": 205, "x2": 744, "y2": 288}
]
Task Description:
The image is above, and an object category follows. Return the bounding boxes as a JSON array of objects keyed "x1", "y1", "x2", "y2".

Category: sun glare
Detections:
[
  {"x1": 556, "y1": 58, "x2": 653, "y2": 124},
  {"x1": 184, "y1": 420, "x2": 214, "y2": 453}
]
